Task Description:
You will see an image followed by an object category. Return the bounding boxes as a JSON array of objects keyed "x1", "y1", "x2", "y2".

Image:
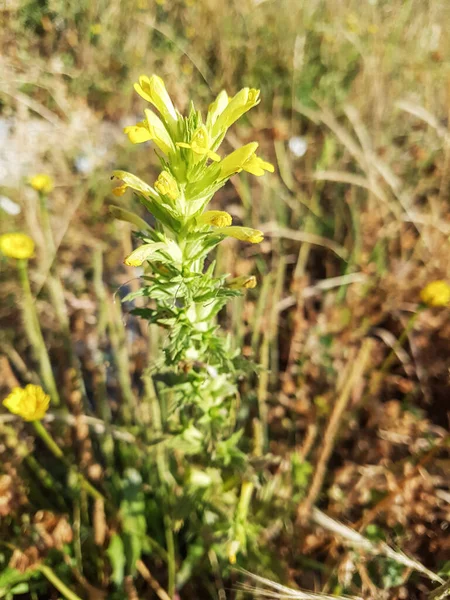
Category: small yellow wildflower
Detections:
[
  {"x1": 28, "y1": 174, "x2": 54, "y2": 194},
  {"x1": 197, "y1": 211, "x2": 232, "y2": 228},
  {"x1": 90, "y1": 23, "x2": 102, "y2": 35},
  {"x1": 227, "y1": 275, "x2": 257, "y2": 290},
  {"x1": 112, "y1": 183, "x2": 128, "y2": 197},
  {"x1": 177, "y1": 126, "x2": 220, "y2": 162},
  {"x1": 112, "y1": 170, "x2": 156, "y2": 198},
  {"x1": 242, "y1": 154, "x2": 274, "y2": 176},
  {"x1": 123, "y1": 121, "x2": 152, "y2": 144},
  {"x1": 219, "y1": 143, "x2": 258, "y2": 179},
  {"x1": 3, "y1": 385, "x2": 50, "y2": 421},
  {"x1": 134, "y1": 75, "x2": 178, "y2": 124},
  {"x1": 216, "y1": 226, "x2": 264, "y2": 244},
  {"x1": 420, "y1": 281, "x2": 450, "y2": 307},
  {"x1": 219, "y1": 143, "x2": 273, "y2": 178},
  {"x1": 213, "y1": 87, "x2": 260, "y2": 136},
  {"x1": 227, "y1": 540, "x2": 240, "y2": 565},
  {"x1": 155, "y1": 171, "x2": 179, "y2": 201},
  {"x1": 124, "y1": 242, "x2": 166, "y2": 267},
  {"x1": 0, "y1": 233, "x2": 35, "y2": 259}
]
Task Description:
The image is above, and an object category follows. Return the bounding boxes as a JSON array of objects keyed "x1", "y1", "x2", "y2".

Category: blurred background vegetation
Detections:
[{"x1": 1, "y1": 0, "x2": 450, "y2": 599}]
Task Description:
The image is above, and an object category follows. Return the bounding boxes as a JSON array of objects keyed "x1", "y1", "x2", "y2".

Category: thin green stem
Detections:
[
  {"x1": 37, "y1": 565, "x2": 83, "y2": 600},
  {"x1": 17, "y1": 259, "x2": 60, "y2": 406},
  {"x1": 164, "y1": 514, "x2": 176, "y2": 599},
  {"x1": 32, "y1": 420, "x2": 104, "y2": 502}
]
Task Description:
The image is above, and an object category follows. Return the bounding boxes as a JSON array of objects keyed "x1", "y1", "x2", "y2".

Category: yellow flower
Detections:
[
  {"x1": 219, "y1": 143, "x2": 258, "y2": 179},
  {"x1": 207, "y1": 90, "x2": 229, "y2": 127},
  {"x1": 177, "y1": 126, "x2": 220, "y2": 162},
  {"x1": 216, "y1": 226, "x2": 264, "y2": 244},
  {"x1": 155, "y1": 171, "x2": 180, "y2": 201},
  {"x1": 134, "y1": 75, "x2": 178, "y2": 124},
  {"x1": 219, "y1": 143, "x2": 273, "y2": 178},
  {"x1": 28, "y1": 174, "x2": 54, "y2": 194},
  {"x1": 197, "y1": 210, "x2": 232, "y2": 228},
  {"x1": 124, "y1": 110, "x2": 175, "y2": 155},
  {"x1": 124, "y1": 242, "x2": 166, "y2": 267},
  {"x1": 227, "y1": 275, "x2": 257, "y2": 289},
  {"x1": 125, "y1": 116, "x2": 173, "y2": 155},
  {"x1": 420, "y1": 281, "x2": 450, "y2": 307},
  {"x1": 0, "y1": 233, "x2": 35, "y2": 259},
  {"x1": 144, "y1": 109, "x2": 176, "y2": 155},
  {"x1": 90, "y1": 23, "x2": 102, "y2": 35},
  {"x1": 112, "y1": 170, "x2": 157, "y2": 199},
  {"x1": 242, "y1": 154, "x2": 274, "y2": 176},
  {"x1": 3, "y1": 385, "x2": 50, "y2": 421},
  {"x1": 123, "y1": 121, "x2": 152, "y2": 144},
  {"x1": 212, "y1": 87, "x2": 260, "y2": 136},
  {"x1": 112, "y1": 183, "x2": 128, "y2": 197}
]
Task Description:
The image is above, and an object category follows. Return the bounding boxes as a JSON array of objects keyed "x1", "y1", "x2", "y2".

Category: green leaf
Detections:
[
  {"x1": 106, "y1": 534, "x2": 126, "y2": 587},
  {"x1": 121, "y1": 469, "x2": 147, "y2": 576}
]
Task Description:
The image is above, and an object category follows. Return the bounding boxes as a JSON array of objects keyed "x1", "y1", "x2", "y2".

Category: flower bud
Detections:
[
  {"x1": 215, "y1": 226, "x2": 264, "y2": 244},
  {"x1": 155, "y1": 171, "x2": 180, "y2": 201}
]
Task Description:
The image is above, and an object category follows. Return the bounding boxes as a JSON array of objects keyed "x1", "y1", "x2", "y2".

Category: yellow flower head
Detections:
[
  {"x1": 134, "y1": 75, "x2": 178, "y2": 124},
  {"x1": 3, "y1": 385, "x2": 50, "y2": 421},
  {"x1": 242, "y1": 154, "x2": 274, "y2": 176},
  {"x1": 219, "y1": 143, "x2": 259, "y2": 179},
  {"x1": 123, "y1": 121, "x2": 152, "y2": 144},
  {"x1": 213, "y1": 87, "x2": 260, "y2": 136},
  {"x1": 197, "y1": 210, "x2": 232, "y2": 228},
  {"x1": 216, "y1": 226, "x2": 264, "y2": 244},
  {"x1": 155, "y1": 170, "x2": 180, "y2": 201},
  {"x1": 28, "y1": 174, "x2": 54, "y2": 194},
  {"x1": 124, "y1": 110, "x2": 175, "y2": 155},
  {"x1": 0, "y1": 233, "x2": 35, "y2": 259},
  {"x1": 420, "y1": 280, "x2": 450, "y2": 307},
  {"x1": 90, "y1": 23, "x2": 102, "y2": 35},
  {"x1": 177, "y1": 126, "x2": 220, "y2": 162},
  {"x1": 227, "y1": 275, "x2": 257, "y2": 290},
  {"x1": 124, "y1": 242, "x2": 166, "y2": 267}
]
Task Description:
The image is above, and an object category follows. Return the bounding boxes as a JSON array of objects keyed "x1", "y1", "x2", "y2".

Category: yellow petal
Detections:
[
  {"x1": 243, "y1": 154, "x2": 275, "y2": 176},
  {"x1": 216, "y1": 226, "x2": 264, "y2": 244},
  {"x1": 0, "y1": 233, "x2": 35, "y2": 259},
  {"x1": 28, "y1": 174, "x2": 54, "y2": 194},
  {"x1": 124, "y1": 242, "x2": 166, "y2": 266},
  {"x1": 420, "y1": 281, "x2": 450, "y2": 307},
  {"x1": 197, "y1": 211, "x2": 232, "y2": 228},
  {"x1": 124, "y1": 122, "x2": 152, "y2": 144},
  {"x1": 3, "y1": 385, "x2": 50, "y2": 421},
  {"x1": 155, "y1": 170, "x2": 179, "y2": 201},
  {"x1": 219, "y1": 142, "x2": 259, "y2": 178}
]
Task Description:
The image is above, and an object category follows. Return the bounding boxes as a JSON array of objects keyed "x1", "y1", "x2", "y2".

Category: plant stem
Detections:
[
  {"x1": 17, "y1": 259, "x2": 60, "y2": 406},
  {"x1": 37, "y1": 565, "x2": 83, "y2": 600},
  {"x1": 32, "y1": 420, "x2": 104, "y2": 502}
]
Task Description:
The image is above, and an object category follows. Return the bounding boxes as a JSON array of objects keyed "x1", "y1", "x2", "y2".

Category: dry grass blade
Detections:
[
  {"x1": 311, "y1": 509, "x2": 444, "y2": 585},
  {"x1": 262, "y1": 223, "x2": 348, "y2": 260},
  {"x1": 235, "y1": 569, "x2": 362, "y2": 600},
  {"x1": 396, "y1": 100, "x2": 449, "y2": 141}
]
